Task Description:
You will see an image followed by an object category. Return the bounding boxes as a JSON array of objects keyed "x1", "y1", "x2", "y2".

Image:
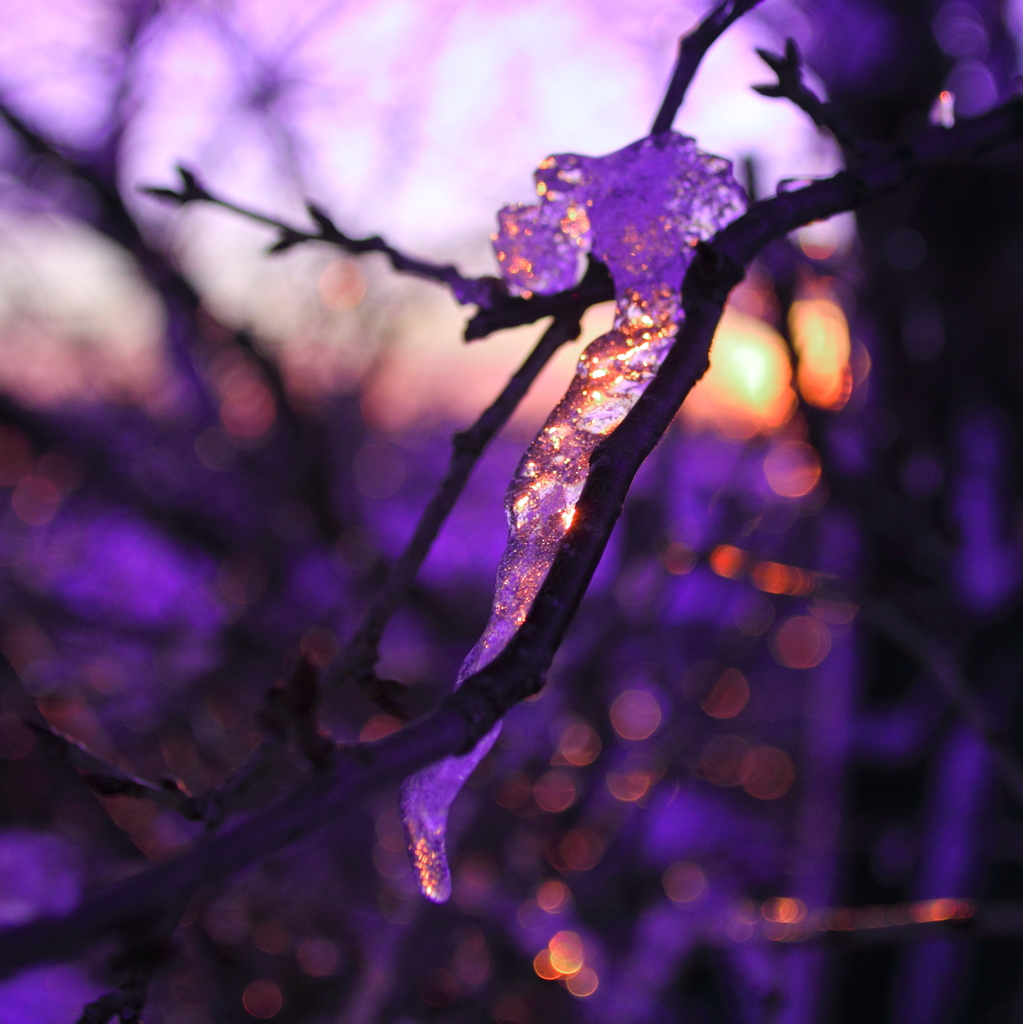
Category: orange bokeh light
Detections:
[
  {"x1": 700, "y1": 667, "x2": 749, "y2": 719},
  {"x1": 750, "y1": 560, "x2": 814, "y2": 596},
  {"x1": 566, "y1": 966, "x2": 599, "y2": 997},
  {"x1": 789, "y1": 277, "x2": 852, "y2": 410},
  {"x1": 763, "y1": 441, "x2": 822, "y2": 498},
  {"x1": 606, "y1": 769, "x2": 652, "y2": 802},
  {"x1": 318, "y1": 258, "x2": 366, "y2": 311},
  {"x1": 661, "y1": 541, "x2": 697, "y2": 575},
  {"x1": 762, "y1": 897, "x2": 807, "y2": 924},
  {"x1": 548, "y1": 931, "x2": 585, "y2": 975},
  {"x1": 533, "y1": 771, "x2": 577, "y2": 813},
  {"x1": 911, "y1": 898, "x2": 971, "y2": 923},
  {"x1": 553, "y1": 720, "x2": 601, "y2": 766},
  {"x1": 609, "y1": 690, "x2": 662, "y2": 740},
  {"x1": 770, "y1": 616, "x2": 832, "y2": 669},
  {"x1": 554, "y1": 829, "x2": 604, "y2": 872},
  {"x1": 536, "y1": 879, "x2": 571, "y2": 914},
  {"x1": 663, "y1": 861, "x2": 707, "y2": 903},
  {"x1": 741, "y1": 746, "x2": 796, "y2": 800},
  {"x1": 242, "y1": 980, "x2": 283, "y2": 1019},
  {"x1": 709, "y1": 544, "x2": 748, "y2": 579},
  {"x1": 533, "y1": 949, "x2": 561, "y2": 980}
]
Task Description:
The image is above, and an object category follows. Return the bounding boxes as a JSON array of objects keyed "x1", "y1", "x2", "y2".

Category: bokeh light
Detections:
[
  {"x1": 242, "y1": 980, "x2": 283, "y2": 1019},
  {"x1": 536, "y1": 879, "x2": 571, "y2": 914},
  {"x1": 682, "y1": 307, "x2": 796, "y2": 438},
  {"x1": 741, "y1": 746, "x2": 796, "y2": 800},
  {"x1": 700, "y1": 667, "x2": 750, "y2": 719},
  {"x1": 789, "y1": 276, "x2": 852, "y2": 409},
  {"x1": 770, "y1": 616, "x2": 832, "y2": 669},
  {"x1": 553, "y1": 720, "x2": 601, "y2": 766},
  {"x1": 763, "y1": 441, "x2": 823, "y2": 498},
  {"x1": 762, "y1": 897, "x2": 807, "y2": 923},
  {"x1": 555, "y1": 829, "x2": 604, "y2": 872},
  {"x1": 663, "y1": 861, "x2": 707, "y2": 903},
  {"x1": 606, "y1": 769, "x2": 653, "y2": 802},
  {"x1": 533, "y1": 771, "x2": 577, "y2": 813},
  {"x1": 610, "y1": 690, "x2": 662, "y2": 740}
]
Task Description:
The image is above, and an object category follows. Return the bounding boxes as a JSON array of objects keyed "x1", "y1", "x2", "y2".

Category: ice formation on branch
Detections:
[{"x1": 401, "y1": 132, "x2": 747, "y2": 901}]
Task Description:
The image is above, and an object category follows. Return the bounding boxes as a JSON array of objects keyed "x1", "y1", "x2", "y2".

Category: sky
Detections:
[{"x1": 0, "y1": 0, "x2": 847, "y2": 434}]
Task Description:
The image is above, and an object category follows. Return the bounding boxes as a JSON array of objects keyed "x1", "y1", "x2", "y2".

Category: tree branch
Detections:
[
  {"x1": 202, "y1": 310, "x2": 587, "y2": 797},
  {"x1": 651, "y1": 0, "x2": 766, "y2": 136},
  {"x1": 862, "y1": 603, "x2": 1023, "y2": 813},
  {"x1": 26, "y1": 722, "x2": 205, "y2": 821},
  {"x1": 142, "y1": 174, "x2": 620, "y2": 345},
  {"x1": 332, "y1": 307, "x2": 590, "y2": 702},
  {"x1": 752, "y1": 38, "x2": 862, "y2": 150},
  {"x1": 463, "y1": 256, "x2": 613, "y2": 340},
  {"x1": 3, "y1": 97, "x2": 1022, "y2": 982},
  {"x1": 142, "y1": 167, "x2": 504, "y2": 309}
]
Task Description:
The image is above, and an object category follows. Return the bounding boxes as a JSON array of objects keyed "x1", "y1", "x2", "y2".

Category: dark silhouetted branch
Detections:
[
  {"x1": 144, "y1": 164, "x2": 615, "y2": 343},
  {"x1": 332, "y1": 308, "x2": 588, "y2": 703},
  {"x1": 651, "y1": 0, "x2": 766, "y2": 136},
  {"x1": 143, "y1": 167, "x2": 504, "y2": 308},
  {"x1": 863, "y1": 602, "x2": 1023, "y2": 813},
  {"x1": 190, "y1": 313, "x2": 588, "y2": 807},
  {"x1": 463, "y1": 256, "x2": 614, "y2": 340},
  {"x1": 27, "y1": 722, "x2": 205, "y2": 821},
  {"x1": 258, "y1": 656, "x2": 335, "y2": 772},
  {"x1": 753, "y1": 38, "x2": 862, "y2": 150},
  {"x1": 2, "y1": 96, "x2": 1022, "y2": 983}
]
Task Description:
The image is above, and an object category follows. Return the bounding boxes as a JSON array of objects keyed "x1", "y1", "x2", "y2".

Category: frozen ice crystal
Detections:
[{"x1": 401, "y1": 132, "x2": 746, "y2": 901}]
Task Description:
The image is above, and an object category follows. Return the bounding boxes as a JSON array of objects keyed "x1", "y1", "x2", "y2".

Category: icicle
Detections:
[{"x1": 401, "y1": 132, "x2": 747, "y2": 902}]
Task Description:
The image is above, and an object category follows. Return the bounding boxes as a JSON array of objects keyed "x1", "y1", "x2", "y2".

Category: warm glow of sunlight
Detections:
[{"x1": 681, "y1": 307, "x2": 796, "y2": 438}]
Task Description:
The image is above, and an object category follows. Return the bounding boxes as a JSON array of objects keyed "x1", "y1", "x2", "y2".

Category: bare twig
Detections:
[
  {"x1": 198, "y1": 736, "x2": 280, "y2": 831},
  {"x1": 332, "y1": 305, "x2": 591, "y2": 701},
  {"x1": 0, "y1": 102, "x2": 215, "y2": 411},
  {"x1": 752, "y1": 38, "x2": 861, "y2": 150},
  {"x1": 143, "y1": 167, "x2": 503, "y2": 308},
  {"x1": 2, "y1": 96, "x2": 1022, "y2": 983},
  {"x1": 76, "y1": 970, "x2": 152, "y2": 1024},
  {"x1": 258, "y1": 656, "x2": 335, "y2": 772},
  {"x1": 26, "y1": 722, "x2": 205, "y2": 821},
  {"x1": 651, "y1": 0, "x2": 766, "y2": 136},
  {"x1": 144, "y1": 168, "x2": 616, "y2": 343},
  {"x1": 191, "y1": 292, "x2": 587, "y2": 808},
  {"x1": 464, "y1": 257, "x2": 614, "y2": 340},
  {"x1": 862, "y1": 602, "x2": 1023, "y2": 813}
]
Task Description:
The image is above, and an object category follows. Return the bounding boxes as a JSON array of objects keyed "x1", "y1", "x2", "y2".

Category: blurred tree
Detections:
[{"x1": 0, "y1": 2, "x2": 1022, "y2": 1023}]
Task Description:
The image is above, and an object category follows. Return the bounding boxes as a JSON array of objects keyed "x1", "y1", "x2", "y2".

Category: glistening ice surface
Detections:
[{"x1": 401, "y1": 132, "x2": 747, "y2": 901}]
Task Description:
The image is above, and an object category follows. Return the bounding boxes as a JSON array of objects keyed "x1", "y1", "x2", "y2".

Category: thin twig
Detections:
[
  {"x1": 862, "y1": 602, "x2": 1023, "y2": 813},
  {"x1": 206, "y1": 307, "x2": 586, "y2": 797},
  {"x1": 651, "y1": 0, "x2": 766, "y2": 136},
  {"x1": 0, "y1": 99, "x2": 339, "y2": 544},
  {"x1": 464, "y1": 257, "x2": 614, "y2": 340},
  {"x1": 332, "y1": 304, "x2": 591, "y2": 700},
  {"x1": 142, "y1": 167, "x2": 503, "y2": 308},
  {"x1": 258, "y1": 655, "x2": 335, "y2": 772},
  {"x1": 26, "y1": 722, "x2": 205, "y2": 821},
  {"x1": 752, "y1": 38, "x2": 862, "y2": 150},
  {"x1": 144, "y1": 166, "x2": 616, "y2": 343},
  {"x1": 2, "y1": 96, "x2": 1022, "y2": 983}
]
